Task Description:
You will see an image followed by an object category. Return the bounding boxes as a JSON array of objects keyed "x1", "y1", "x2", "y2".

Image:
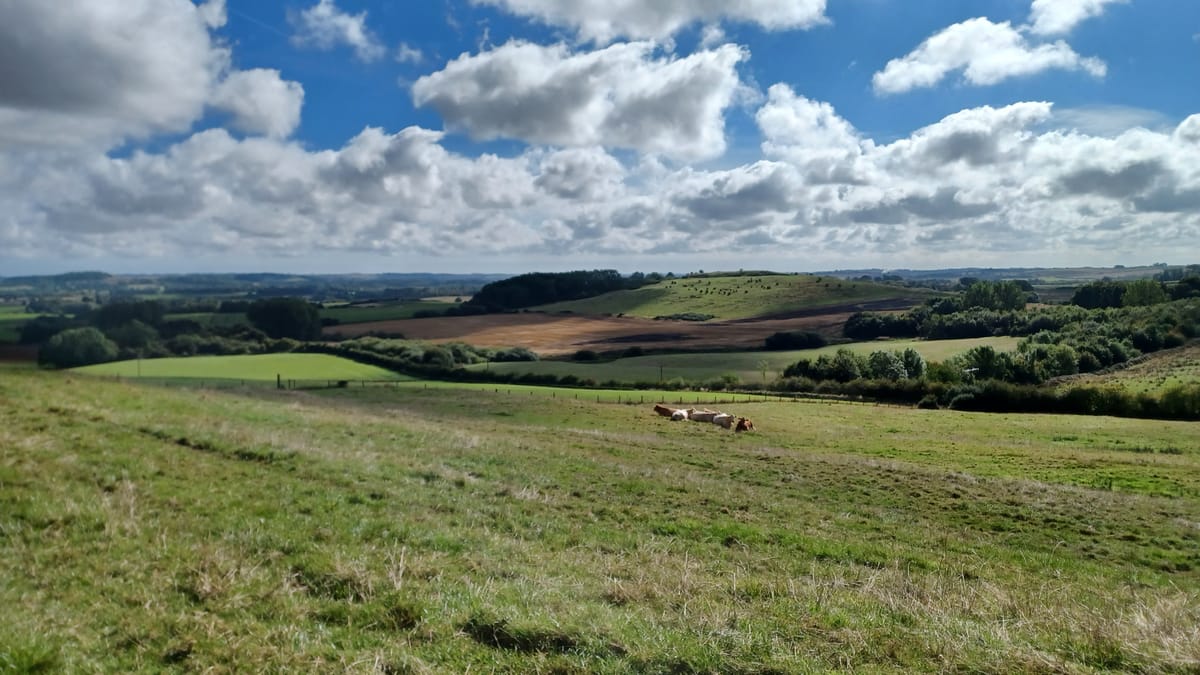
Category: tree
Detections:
[
  {"x1": 246, "y1": 297, "x2": 322, "y2": 340},
  {"x1": 39, "y1": 328, "x2": 118, "y2": 368},
  {"x1": 1122, "y1": 279, "x2": 1168, "y2": 307},
  {"x1": 867, "y1": 351, "x2": 907, "y2": 380}
]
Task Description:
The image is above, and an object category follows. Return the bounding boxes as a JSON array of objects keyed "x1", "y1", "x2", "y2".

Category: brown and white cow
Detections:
[{"x1": 734, "y1": 417, "x2": 755, "y2": 432}]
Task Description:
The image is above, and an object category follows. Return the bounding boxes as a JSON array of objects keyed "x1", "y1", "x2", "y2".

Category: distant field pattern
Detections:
[{"x1": 76, "y1": 353, "x2": 410, "y2": 382}]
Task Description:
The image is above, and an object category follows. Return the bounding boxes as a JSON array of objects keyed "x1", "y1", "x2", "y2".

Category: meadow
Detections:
[
  {"x1": 472, "y1": 336, "x2": 1021, "y2": 385},
  {"x1": 1064, "y1": 343, "x2": 1200, "y2": 396},
  {"x1": 2, "y1": 366, "x2": 1197, "y2": 672},
  {"x1": 534, "y1": 274, "x2": 931, "y2": 321}
]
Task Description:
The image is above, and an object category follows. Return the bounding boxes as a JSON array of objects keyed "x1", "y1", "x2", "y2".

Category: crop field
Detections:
[
  {"x1": 325, "y1": 307, "x2": 908, "y2": 356},
  {"x1": 1062, "y1": 343, "x2": 1200, "y2": 395},
  {"x1": 471, "y1": 336, "x2": 1020, "y2": 385},
  {"x1": 2, "y1": 366, "x2": 1198, "y2": 672},
  {"x1": 320, "y1": 300, "x2": 461, "y2": 325},
  {"x1": 74, "y1": 353, "x2": 410, "y2": 382},
  {"x1": 534, "y1": 274, "x2": 933, "y2": 321}
]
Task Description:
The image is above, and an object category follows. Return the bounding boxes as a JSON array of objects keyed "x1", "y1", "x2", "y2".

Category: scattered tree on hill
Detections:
[
  {"x1": 39, "y1": 327, "x2": 118, "y2": 368},
  {"x1": 1071, "y1": 281, "x2": 1127, "y2": 309},
  {"x1": 246, "y1": 297, "x2": 322, "y2": 340}
]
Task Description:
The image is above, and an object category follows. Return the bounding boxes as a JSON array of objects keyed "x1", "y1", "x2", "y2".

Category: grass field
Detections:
[
  {"x1": 535, "y1": 274, "x2": 933, "y2": 320},
  {"x1": 1062, "y1": 342, "x2": 1200, "y2": 395},
  {"x1": 0, "y1": 305, "x2": 37, "y2": 343},
  {"x1": 320, "y1": 300, "x2": 461, "y2": 325},
  {"x1": 2, "y1": 366, "x2": 1197, "y2": 672},
  {"x1": 471, "y1": 336, "x2": 1020, "y2": 385},
  {"x1": 74, "y1": 353, "x2": 410, "y2": 382}
]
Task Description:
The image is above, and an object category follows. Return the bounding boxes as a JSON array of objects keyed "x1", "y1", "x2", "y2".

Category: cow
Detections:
[
  {"x1": 688, "y1": 410, "x2": 720, "y2": 423},
  {"x1": 735, "y1": 417, "x2": 755, "y2": 432},
  {"x1": 671, "y1": 409, "x2": 689, "y2": 421},
  {"x1": 712, "y1": 413, "x2": 735, "y2": 429},
  {"x1": 653, "y1": 404, "x2": 676, "y2": 417}
]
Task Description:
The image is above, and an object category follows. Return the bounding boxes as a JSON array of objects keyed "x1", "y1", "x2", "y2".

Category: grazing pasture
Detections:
[
  {"x1": 1061, "y1": 342, "x2": 1200, "y2": 395},
  {"x1": 2, "y1": 366, "x2": 1198, "y2": 672},
  {"x1": 472, "y1": 336, "x2": 1020, "y2": 385},
  {"x1": 74, "y1": 353, "x2": 410, "y2": 382},
  {"x1": 533, "y1": 274, "x2": 933, "y2": 321}
]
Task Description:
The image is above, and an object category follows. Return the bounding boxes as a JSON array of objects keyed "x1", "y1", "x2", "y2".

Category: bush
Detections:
[
  {"x1": 39, "y1": 328, "x2": 119, "y2": 368},
  {"x1": 917, "y1": 394, "x2": 940, "y2": 409},
  {"x1": 764, "y1": 331, "x2": 827, "y2": 350}
]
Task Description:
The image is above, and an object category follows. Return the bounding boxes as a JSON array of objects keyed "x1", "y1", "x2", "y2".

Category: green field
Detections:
[
  {"x1": 0, "y1": 305, "x2": 38, "y2": 343},
  {"x1": 1, "y1": 366, "x2": 1197, "y2": 672},
  {"x1": 471, "y1": 337, "x2": 1020, "y2": 385},
  {"x1": 535, "y1": 274, "x2": 934, "y2": 320},
  {"x1": 1065, "y1": 343, "x2": 1200, "y2": 395},
  {"x1": 74, "y1": 353, "x2": 410, "y2": 382},
  {"x1": 320, "y1": 300, "x2": 461, "y2": 325}
]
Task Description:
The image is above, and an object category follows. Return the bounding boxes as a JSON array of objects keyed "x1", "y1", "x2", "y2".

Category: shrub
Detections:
[{"x1": 39, "y1": 327, "x2": 119, "y2": 368}]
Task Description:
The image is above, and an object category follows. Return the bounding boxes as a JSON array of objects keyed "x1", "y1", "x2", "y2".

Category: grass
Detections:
[
  {"x1": 73, "y1": 353, "x2": 411, "y2": 382},
  {"x1": 320, "y1": 301, "x2": 461, "y2": 325},
  {"x1": 2, "y1": 365, "x2": 1198, "y2": 672},
  {"x1": 471, "y1": 336, "x2": 1020, "y2": 385},
  {"x1": 0, "y1": 305, "x2": 38, "y2": 344},
  {"x1": 534, "y1": 274, "x2": 935, "y2": 320},
  {"x1": 1064, "y1": 342, "x2": 1200, "y2": 395}
]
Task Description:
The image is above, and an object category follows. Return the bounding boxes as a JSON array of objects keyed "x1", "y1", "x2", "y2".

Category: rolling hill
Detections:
[{"x1": 533, "y1": 273, "x2": 936, "y2": 321}]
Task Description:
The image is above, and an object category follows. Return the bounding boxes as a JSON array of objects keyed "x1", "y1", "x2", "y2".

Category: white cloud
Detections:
[
  {"x1": 1028, "y1": 0, "x2": 1126, "y2": 35},
  {"x1": 471, "y1": 0, "x2": 827, "y2": 42},
  {"x1": 412, "y1": 40, "x2": 749, "y2": 161},
  {"x1": 395, "y1": 42, "x2": 424, "y2": 64},
  {"x1": 289, "y1": 0, "x2": 386, "y2": 62},
  {"x1": 197, "y1": 0, "x2": 228, "y2": 29},
  {"x1": 1053, "y1": 105, "x2": 1173, "y2": 137},
  {"x1": 873, "y1": 18, "x2": 1106, "y2": 94},
  {"x1": 210, "y1": 69, "x2": 305, "y2": 139},
  {"x1": 0, "y1": 0, "x2": 229, "y2": 147}
]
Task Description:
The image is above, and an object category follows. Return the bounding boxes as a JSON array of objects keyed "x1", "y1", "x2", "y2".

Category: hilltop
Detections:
[{"x1": 533, "y1": 273, "x2": 934, "y2": 321}]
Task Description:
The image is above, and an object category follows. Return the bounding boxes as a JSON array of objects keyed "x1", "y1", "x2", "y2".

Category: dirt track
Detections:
[{"x1": 324, "y1": 299, "x2": 913, "y2": 355}]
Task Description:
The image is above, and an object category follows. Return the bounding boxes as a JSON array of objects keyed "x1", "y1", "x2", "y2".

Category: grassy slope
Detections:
[
  {"x1": 1060, "y1": 342, "x2": 1200, "y2": 395},
  {"x1": 74, "y1": 353, "x2": 410, "y2": 382},
  {"x1": 2, "y1": 367, "x2": 1198, "y2": 672},
  {"x1": 472, "y1": 337, "x2": 1020, "y2": 385},
  {"x1": 535, "y1": 274, "x2": 933, "y2": 320}
]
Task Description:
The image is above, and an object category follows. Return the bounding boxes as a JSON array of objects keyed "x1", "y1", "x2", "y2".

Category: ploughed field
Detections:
[
  {"x1": 324, "y1": 299, "x2": 915, "y2": 356},
  {"x1": 3, "y1": 367, "x2": 1198, "y2": 672}
]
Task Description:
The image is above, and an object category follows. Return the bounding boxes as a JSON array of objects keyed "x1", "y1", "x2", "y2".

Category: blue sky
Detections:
[{"x1": 1, "y1": 0, "x2": 1198, "y2": 276}]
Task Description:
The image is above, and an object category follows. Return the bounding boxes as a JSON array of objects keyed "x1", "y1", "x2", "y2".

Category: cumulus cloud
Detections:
[
  {"x1": 289, "y1": 0, "x2": 387, "y2": 62},
  {"x1": 471, "y1": 0, "x2": 827, "y2": 42},
  {"x1": 412, "y1": 40, "x2": 748, "y2": 161},
  {"x1": 1028, "y1": 0, "x2": 1126, "y2": 35},
  {"x1": 210, "y1": 69, "x2": 305, "y2": 139},
  {"x1": 0, "y1": 0, "x2": 228, "y2": 146},
  {"x1": 873, "y1": 18, "x2": 1106, "y2": 94}
]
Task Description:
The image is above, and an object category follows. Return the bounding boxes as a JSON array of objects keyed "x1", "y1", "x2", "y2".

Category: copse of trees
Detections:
[
  {"x1": 246, "y1": 297, "x2": 322, "y2": 340},
  {"x1": 763, "y1": 330, "x2": 828, "y2": 350},
  {"x1": 38, "y1": 327, "x2": 118, "y2": 368},
  {"x1": 466, "y1": 270, "x2": 659, "y2": 311}
]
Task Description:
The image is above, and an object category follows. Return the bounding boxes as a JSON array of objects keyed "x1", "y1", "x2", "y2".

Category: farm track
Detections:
[{"x1": 323, "y1": 301, "x2": 913, "y2": 355}]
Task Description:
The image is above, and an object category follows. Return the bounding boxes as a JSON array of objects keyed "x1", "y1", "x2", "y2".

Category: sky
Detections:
[{"x1": 1, "y1": 0, "x2": 1198, "y2": 277}]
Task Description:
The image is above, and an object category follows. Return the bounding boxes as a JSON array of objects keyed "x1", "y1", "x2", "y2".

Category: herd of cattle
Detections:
[{"x1": 653, "y1": 404, "x2": 755, "y2": 432}]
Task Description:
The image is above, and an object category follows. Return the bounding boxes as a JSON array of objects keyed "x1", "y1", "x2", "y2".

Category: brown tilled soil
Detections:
[{"x1": 324, "y1": 299, "x2": 914, "y2": 355}]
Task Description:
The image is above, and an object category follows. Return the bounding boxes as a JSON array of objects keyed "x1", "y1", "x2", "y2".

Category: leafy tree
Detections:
[
  {"x1": 246, "y1": 298, "x2": 322, "y2": 340},
  {"x1": 1122, "y1": 279, "x2": 1168, "y2": 307},
  {"x1": 39, "y1": 328, "x2": 118, "y2": 368},
  {"x1": 92, "y1": 300, "x2": 165, "y2": 330},
  {"x1": 867, "y1": 351, "x2": 907, "y2": 380},
  {"x1": 103, "y1": 320, "x2": 159, "y2": 351},
  {"x1": 899, "y1": 348, "x2": 926, "y2": 379},
  {"x1": 1071, "y1": 281, "x2": 1126, "y2": 309}
]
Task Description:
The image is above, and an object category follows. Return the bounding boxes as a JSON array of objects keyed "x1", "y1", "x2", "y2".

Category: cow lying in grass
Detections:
[{"x1": 652, "y1": 406, "x2": 754, "y2": 431}]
